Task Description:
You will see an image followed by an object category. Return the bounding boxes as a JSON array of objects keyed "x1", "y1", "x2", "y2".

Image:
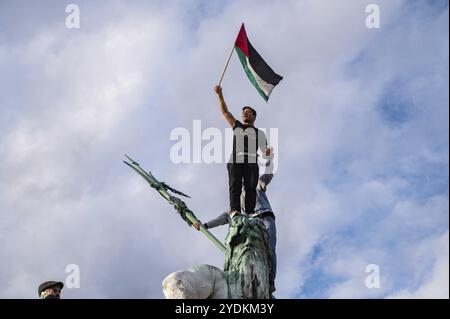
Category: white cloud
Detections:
[{"x1": 388, "y1": 231, "x2": 449, "y2": 299}]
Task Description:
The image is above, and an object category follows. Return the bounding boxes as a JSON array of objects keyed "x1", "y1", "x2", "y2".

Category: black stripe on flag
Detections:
[{"x1": 247, "y1": 39, "x2": 283, "y2": 86}]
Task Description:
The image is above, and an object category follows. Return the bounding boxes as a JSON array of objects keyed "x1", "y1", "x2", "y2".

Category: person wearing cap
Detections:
[
  {"x1": 38, "y1": 281, "x2": 64, "y2": 299},
  {"x1": 214, "y1": 85, "x2": 271, "y2": 216}
]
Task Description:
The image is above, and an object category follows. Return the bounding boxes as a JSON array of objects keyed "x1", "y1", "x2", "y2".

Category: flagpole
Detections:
[{"x1": 218, "y1": 43, "x2": 235, "y2": 86}]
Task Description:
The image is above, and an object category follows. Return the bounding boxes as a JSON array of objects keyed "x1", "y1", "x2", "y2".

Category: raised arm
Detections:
[
  {"x1": 214, "y1": 85, "x2": 236, "y2": 128},
  {"x1": 258, "y1": 157, "x2": 274, "y2": 191}
]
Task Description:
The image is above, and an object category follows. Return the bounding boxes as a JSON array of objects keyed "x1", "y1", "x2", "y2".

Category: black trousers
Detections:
[{"x1": 227, "y1": 162, "x2": 259, "y2": 214}]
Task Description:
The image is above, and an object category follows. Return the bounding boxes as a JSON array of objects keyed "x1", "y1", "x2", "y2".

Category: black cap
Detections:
[
  {"x1": 38, "y1": 281, "x2": 64, "y2": 296},
  {"x1": 242, "y1": 106, "x2": 257, "y2": 118}
]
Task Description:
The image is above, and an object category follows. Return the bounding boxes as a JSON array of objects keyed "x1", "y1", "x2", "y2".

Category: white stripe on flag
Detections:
[{"x1": 246, "y1": 56, "x2": 275, "y2": 97}]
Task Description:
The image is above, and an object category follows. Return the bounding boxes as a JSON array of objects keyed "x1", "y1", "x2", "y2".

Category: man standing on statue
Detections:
[{"x1": 214, "y1": 85, "x2": 271, "y2": 216}]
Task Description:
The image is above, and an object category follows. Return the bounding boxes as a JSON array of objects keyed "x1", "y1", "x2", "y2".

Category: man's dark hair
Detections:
[{"x1": 242, "y1": 106, "x2": 257, "y2": 118}]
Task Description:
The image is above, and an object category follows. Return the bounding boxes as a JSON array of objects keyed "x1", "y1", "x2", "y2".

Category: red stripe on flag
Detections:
[{"x1": 235, "y1": 23, "x2": 248, "y2": 57}]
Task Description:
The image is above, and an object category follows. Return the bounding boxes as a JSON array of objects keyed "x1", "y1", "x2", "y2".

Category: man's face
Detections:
[
  {"x1": 42, "y1": 286, "x2": 61, "y2": 299},
  {"x1": 242, "y1": 108, "x2": 255, "y2": 124}
]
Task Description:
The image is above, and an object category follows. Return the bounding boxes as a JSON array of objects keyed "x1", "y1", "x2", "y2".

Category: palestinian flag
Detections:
[{"x1": 234, "y1": 23, "x2": 283, "y2": 101}]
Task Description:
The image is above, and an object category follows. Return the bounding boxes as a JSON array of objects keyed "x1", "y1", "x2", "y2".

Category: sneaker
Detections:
[{"x1": 229, "y1": 210, "x2": 241, "y2": 218}]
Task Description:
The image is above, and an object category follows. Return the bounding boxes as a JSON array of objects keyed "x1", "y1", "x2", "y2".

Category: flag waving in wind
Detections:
[{"x1": 234, "y1": 23, "x2": 283, "y2": 101}]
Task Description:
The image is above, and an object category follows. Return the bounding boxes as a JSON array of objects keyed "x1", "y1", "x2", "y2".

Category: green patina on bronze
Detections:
[
  {"x1": 223, "y1": 214, "x2": 272, "y2": 299},
  {"x1": 123, "y1": 154, "x2": 226, "y2": 253}
]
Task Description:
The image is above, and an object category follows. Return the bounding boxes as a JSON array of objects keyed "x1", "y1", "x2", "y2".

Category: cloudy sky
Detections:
[{"x1": 0, "y1": 0, "x2": 448, "y2": 299}]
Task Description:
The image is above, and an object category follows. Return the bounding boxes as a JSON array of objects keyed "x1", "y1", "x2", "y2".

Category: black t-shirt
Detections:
[{"x1": 230, "y1": 120, "x2": 267, "y2": 164}]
